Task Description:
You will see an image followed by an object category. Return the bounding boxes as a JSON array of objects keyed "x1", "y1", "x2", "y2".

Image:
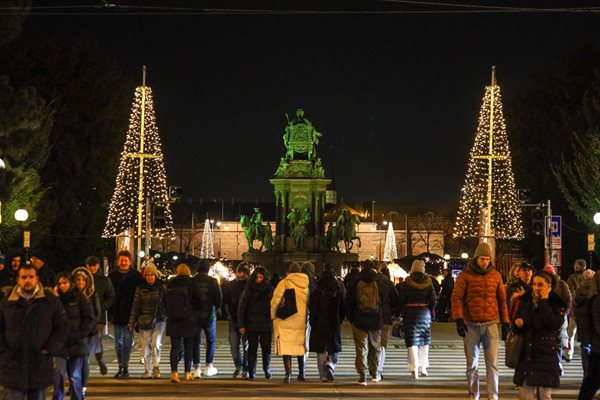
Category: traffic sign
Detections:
[{"x1": 545, "y1": 215, "x2": 562, "y2": 250}]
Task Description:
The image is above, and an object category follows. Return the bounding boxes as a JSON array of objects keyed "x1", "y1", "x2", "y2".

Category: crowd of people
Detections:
[{"x1": 0, "y1": 245, "x2": 599, "y2": 400}]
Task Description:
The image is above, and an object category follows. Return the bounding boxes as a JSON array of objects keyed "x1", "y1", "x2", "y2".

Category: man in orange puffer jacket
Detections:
[{"x1": 451, "y1": 242, "x2": 510, "y2": 400}]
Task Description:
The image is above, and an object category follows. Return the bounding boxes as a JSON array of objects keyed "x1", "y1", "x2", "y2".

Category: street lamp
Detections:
[
  {"x1": 379, "y1": 220, "x2": 388, "y2": 260},
  {"x1": 594, "y1": 212, "x2": 600, "y2": 225},
  {"x1": 216, "y1": 221, "x2": 222, "y2": 258},
  {"x1": 15, "y1": 209, "x2": 30, "y2": 263}
]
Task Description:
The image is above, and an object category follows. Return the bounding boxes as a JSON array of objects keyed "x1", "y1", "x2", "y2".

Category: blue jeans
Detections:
[
  {"x1": 2, "y1": 387, "x2": 45, "y2": 400},
  {"x1": 52, "y1": 356, "x2": 84, "y2": 400},
  {"x1": 193, "y1": 318, "x2": 216, "y2": 366},
  {"x1": 114, "y1": 324, "x2": 133, "y2": 369},
  {"x1": 228, "y1": 320, "x2": 248, "y2": 370},
  {"x1": 463, "y1": 321, "x2": 500, "y2": 400}
]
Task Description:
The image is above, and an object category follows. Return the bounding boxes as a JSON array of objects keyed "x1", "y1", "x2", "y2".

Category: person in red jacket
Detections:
[{"x1": 451, "y1": 242, "x2": 510, "y2": 400}]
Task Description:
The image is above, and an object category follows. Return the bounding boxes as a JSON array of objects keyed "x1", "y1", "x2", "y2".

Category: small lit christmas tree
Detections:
[
  {"x1": 103, "y1": 68, "x2": 175, "y2": 244},
  {"x1": 200, "y1": 219, "x2": 214, "y2": 259},
  {"x1": 454, "y1": 66, "x2": 523, "y2": 240},
  {"x1": 383, "y1": 222, "x2": 398, "y2": 262}
]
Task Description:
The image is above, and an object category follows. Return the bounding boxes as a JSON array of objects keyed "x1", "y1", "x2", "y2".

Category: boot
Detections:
[
  {"x1": 297, "y1": 356, "x2": 306, "y2": 382},
  {"x1": 263, "y1": 353, "x2": 272, "y2": 380},
  {"x1": 283, "y1": 356, "x2": 292, "y2": 384},
  {"x1": 170, "y1": 372, "x2": 180, "y2": 383},
  {"x1": 247, "y1": 359, "x2": 257, "y2": 381}
]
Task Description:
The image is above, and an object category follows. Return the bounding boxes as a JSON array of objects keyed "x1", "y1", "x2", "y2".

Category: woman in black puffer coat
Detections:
[
  {"x1": 513, "y1": 270, "x2": 566, "y2": 400},
  {"x1": 238, "y1": 266, "x2": 273, "y2": 380},
  {"x1": 53, "y1": 272, "x2": 96, "y2": 400},
  {"x1": 309, "y1": 264, "x2": 345, "y2": 382},
  {"x1": 396, "y1": 259, "x2": 436, "y2": 379},
  {"x1": 128, "y1": 264, "x2": 167, "y2": 379}
]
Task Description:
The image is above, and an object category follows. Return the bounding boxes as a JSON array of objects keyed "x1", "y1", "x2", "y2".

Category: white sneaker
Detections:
[
  {"x1": 193, "y1": 366, "x2": 202, "y2": 379},
  {"x1": 205, "y1": 364, "x2": 218, "y2": 377},
  {"x1": 419, "y1": 368, "x2": 428, "y2": 377}
]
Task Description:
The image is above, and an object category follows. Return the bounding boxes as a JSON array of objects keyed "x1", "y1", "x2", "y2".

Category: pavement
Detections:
[{"x1": 76, "y1": 321, "x2": 588, "y2": 399}]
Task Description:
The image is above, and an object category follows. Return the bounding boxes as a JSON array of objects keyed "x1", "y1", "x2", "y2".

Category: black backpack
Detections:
[{"x1": 166, "y1": 285, "x2": 190, "y2": 320}]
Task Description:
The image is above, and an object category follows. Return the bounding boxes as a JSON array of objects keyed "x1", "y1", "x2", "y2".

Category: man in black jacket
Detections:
[
  {"x1": 191, "y1": 259, "x2": 222, "y2": 378},
  {"x1": 108, "y1": 250, "x2": 141, "y2": 379},
  {"x1": 345, "y1": 260, "x2": 385, "y2": 386},
  {"x1": 223, "y1": 262, "x2": 250, "y2": 378},
  {"x1": 0, "y1": 264, "x2": 69, "y2": 400},
  {"x1": 29, "y1": 250, "x2": 57, "y2": 288},
  {"x1": 86, "y1": 255, "x2": 115, "y2": 375}
]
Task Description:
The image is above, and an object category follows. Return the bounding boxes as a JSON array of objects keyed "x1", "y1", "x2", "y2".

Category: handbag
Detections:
[
  {"x1": 391, "y1": 319, "x2": 404, "y2": 339},
  {"x1": 276, "y1": 287, "x2": 298, "y2": 319},
  {"x1": 504, "y1": 331, "x2": 524, "y2": 369}
]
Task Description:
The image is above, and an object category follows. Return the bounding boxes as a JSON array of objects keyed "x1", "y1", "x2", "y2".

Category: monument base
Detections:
[{"x1": 242, "y1": 252, "x2": 359, "y2": 277}]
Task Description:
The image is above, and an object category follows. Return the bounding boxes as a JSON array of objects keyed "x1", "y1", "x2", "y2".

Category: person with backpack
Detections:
[
  {"x1": 396, "y1": 259, "x2": 437, "y2": 378},
  {"x1": 238, "y1": 266, "x2": 274, "y2": 380},
  {"x1": 270, "y1": 262, "x2": 310, "y2": 383},
  {"x1": 309, "y1": 263, "x2": 345, "y2": 382},
  {"x1": 128, "y1": 264, "x2": 166, "y2": 379},
  {"x1": 345, "y1": 259, "x2": 385, "y2": 386},
  {"x1": 165, "y1": 264, "x2": 198, "y2": 383},
  {"x1": 451, "y1": 242, "x2": 509, "y2": 400},
  {"x1": 191, "y1": 259, "x2": 222, "y2": 378}
]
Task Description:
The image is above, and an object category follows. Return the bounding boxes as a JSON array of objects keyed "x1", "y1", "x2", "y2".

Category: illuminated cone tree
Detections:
[
  {"x1": 383, "y1": 222, "x2": 398, "y2": 262},
  {"x1": 200, "y1": 219, "x2": 214, "y2": 259},
  {"x1": 454, "y1": 67, "x2": 523, "y2": 240},
  {"x1": 103, "y1": 68, "x2": 175, "y2": 250}
]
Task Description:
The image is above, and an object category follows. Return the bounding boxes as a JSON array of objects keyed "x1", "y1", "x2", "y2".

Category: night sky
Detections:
[{"x1": 16, "y1": 1, "x2": 600, "y2": 206}]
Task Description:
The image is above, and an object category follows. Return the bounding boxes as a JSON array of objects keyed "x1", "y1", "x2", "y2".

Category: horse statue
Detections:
[
  {"x1": 326, "y1": 208, "x2": 361, "y2": 253},
  {"x1": 240, "y1": 211, "x2": 273, "y2": 252}
]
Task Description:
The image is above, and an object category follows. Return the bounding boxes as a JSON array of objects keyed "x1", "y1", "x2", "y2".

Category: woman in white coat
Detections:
[{"x1": 271, "y1": 262, "x2": 310, "y2": 383}]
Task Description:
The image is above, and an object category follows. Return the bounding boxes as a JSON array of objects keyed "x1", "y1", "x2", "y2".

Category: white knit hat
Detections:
[{"x1": 411, "y1": 259, "x2": 426, "y2": 274}]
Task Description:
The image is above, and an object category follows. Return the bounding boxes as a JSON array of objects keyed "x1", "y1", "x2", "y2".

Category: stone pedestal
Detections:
[{"x1": 243, "y1": 252, "x2": 358, "y2": 277}]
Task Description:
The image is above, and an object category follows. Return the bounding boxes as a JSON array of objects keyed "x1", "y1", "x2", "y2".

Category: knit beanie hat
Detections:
[
  {"x1": 543, "y1": 265, "x2": 556, "y2": 275},
  {"x1": 144, "y1": 264, "x2": 160, "y2": 278},
  {"x1": 574, "y1": 259, "x2": 587, "y2": 271},
  {"x1": 473, "y1": 242, "x2": 493, "y2": 259},
  {"x1": 410, "y1": 259, "x2": 426, "y2": 274},
  {"x1": 176, "y1": 263, "x2": 191, "y2": 276},
  {"x1": 236, "y1": 262, "x2": 250, "y2": 276},
  {"x1": 583, "y1": 269, "x2": 595, "y2": 280}
]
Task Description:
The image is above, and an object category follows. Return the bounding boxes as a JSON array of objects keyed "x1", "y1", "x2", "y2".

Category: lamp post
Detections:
[
  {"x1": 216, "y1": 221, "x2": 222, "y2": 258},
  {"x1": 379, "y1": 220, "x2": 388, "y2": 260},
  {"x1": 15, "y1": 209, "x2": 29, "y2": 263}
]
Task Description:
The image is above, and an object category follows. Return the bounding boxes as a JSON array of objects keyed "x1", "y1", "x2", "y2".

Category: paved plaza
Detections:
[{"x1": 71, "y1": 321, "x2": 586, "y2": 399}]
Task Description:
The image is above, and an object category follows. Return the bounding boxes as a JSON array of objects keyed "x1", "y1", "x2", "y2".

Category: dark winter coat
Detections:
[
  {"x1": 93, "y1": 272, "x2": 115, "y2": 316},
  {"x1": 238, "y1": 278, "x2": 273, "y2": 333},
  {"x1": 128, "y1": 280, "x2": 167, "y2": 329},
  {"x1": 513, "y1": 291, "x2": 566, "y2": 388},
  {"x1": 505, "y1": 279, "x2": 532, "y2": 319},
  {"x1": 165, "y1": 276, "x2": 198, "y2": 338},
  {"x1": 309, "y1": 270, "x2": 345, "y2": 354},
  {"x1": 0, "y1": 284, "x2": 69, "y2": 390},
  {"x1": 379, "y1": 273, "x2": 399, "y2": 325},
  {"x1": 345, "y1": 268, "x2": 384, "y2": 331},
  {"x1": 440, "y1": 274, "x2": 454, "y2": 298},
  {"x1": 57, "y1": 286, "x2": 96, "y2": 357},
  {"x1": 589, "y1": 274, "x2": 600, "y2": 352},
  {"x1": 397, "y1": 272, "x2": 437, "y2": 347},
  {"x1": 223, "y1": 278, "x2": 247, "y2": 323},
  {"x1": 191, "y1": 272, "x2": 222, "y2": 322},
  {"x1": 109, "y1": 267, "x2": 142, "y2": 326},
  {"x1": 0, "y1": 268, "x2": 12, "y2": 288}
]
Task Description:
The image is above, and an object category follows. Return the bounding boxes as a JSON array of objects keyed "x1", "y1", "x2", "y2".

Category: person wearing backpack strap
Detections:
[
  {"x1": 345, "y1": 259, "x2": 384, "y2": 386},
  {"x1": 165, "y1": 264, "x2": 198, "y2": 383}
]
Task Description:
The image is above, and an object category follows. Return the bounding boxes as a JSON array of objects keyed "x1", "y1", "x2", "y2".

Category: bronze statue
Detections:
[
  {"x1": 326, "y1": 208, "x2": 361, "y2": 253},
  {"x1": 240, "y1": 208, "x2": 273, "y2": 252},
  {"x1": 287, "y1": 207, "x2": 309, "y2": 252}
]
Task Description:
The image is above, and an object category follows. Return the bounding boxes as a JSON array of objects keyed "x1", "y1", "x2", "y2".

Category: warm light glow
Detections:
[
  {"x1": 103, "y1": 85, "x2": 175, "y2": 239},
  {"x1": 200, "y1": 219, "x2": 215, "y2": 258},
  {"x1": 138, "y1": 250, "x2": 145, "y2": 258},
  {"x1": 383, "y1": 222, "x2": 398, "y2": 261},
  {"x1": 444, "y1": 254, "x2": 451, "y2": 260},
  {"x1": 454, "y1": 73, "x2": 524, "y2": 240},
  {"x1": 0, "y1": 158, "x2": 5, "y2": 169},
  {"x1": 594, "y1": 212, "x2": 600, "y2": 225},
  {"x1": 14, "y1": 209, "x2": 28, "y2": 222},
  {"x1": 461, "y1": 252, "x2": 469, "y2": 259}
]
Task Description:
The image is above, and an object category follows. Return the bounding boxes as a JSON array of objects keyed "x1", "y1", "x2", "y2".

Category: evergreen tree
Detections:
[
  {"x1": 200, "y1": 219, "x2": 214, "y2": 259},
  {"x1": 383, "y1": 222, "x2": 397, "y2": 262}
]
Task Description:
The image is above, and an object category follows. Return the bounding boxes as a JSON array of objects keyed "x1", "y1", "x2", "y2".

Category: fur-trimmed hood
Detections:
[{"x1": 71, "y1": 266, "x2": 95, "y2": 298}]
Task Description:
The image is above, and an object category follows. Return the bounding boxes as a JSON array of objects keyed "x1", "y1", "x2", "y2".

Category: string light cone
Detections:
[
  {"x1": 383, "y1": 222, "x2": 398, "y2": 262},
  {"x1": 200, "y1": 219, "x2": 214, "y2": 259},
  {"x1": 103, "y1": 66, "x2": 175, "y2": 248},
  {"x1": 454, "y1": 66, "x2": 524, "y2": 241}
]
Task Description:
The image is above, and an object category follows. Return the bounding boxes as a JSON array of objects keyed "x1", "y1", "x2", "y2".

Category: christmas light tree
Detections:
[
  {"x1": 200, "y1": 219, "x2": 214, "y2": 259},
  {"x1": 103, "y1": 67, "x2": 175, "y2": 247},
  {"x1": 383, "y1": 222, "x2": 398, "y2": 261},
  {"x1": 454, "y1": 66, "x2": 524, "y2": 240}
]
